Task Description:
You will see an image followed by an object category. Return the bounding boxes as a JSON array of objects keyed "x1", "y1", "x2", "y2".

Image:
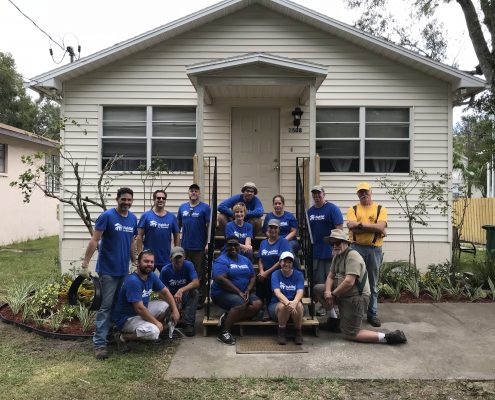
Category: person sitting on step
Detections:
[
  {"x1": 211, "y1": 236, "x2": 262, "y2": 345},
  {"x1": 270, "y1": 251, "x2": 305, "y2": 345},
  {"x1": 224, "y1": 202, "x2": 253, "y2": 259}
]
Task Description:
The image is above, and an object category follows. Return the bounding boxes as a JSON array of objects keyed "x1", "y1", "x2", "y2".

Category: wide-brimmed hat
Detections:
[
  {"x1": 323, "y1": 229, "x2": 351, "y2": 244},
  {"x1": 170, "y1": 246, "x2": 185, "y2": 259},
  {"x1": 311, "y1": 185, "x2": 325, "y2": 193},
  {"x1": 267, "y1": 219, "x2": 280, "y2": 227},
  {"x1": 356, "y1": 182, "x2": 371, "y2": 192},
  {"x1": 241, "y1": 182, "x2": 258, "y2": 195},
  {"x1": 279, "y1": 251, "x2": 294, "y2": 261}
]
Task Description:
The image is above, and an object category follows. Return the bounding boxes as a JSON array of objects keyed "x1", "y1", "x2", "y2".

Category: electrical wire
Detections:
[{"x1": 7, "y1": 0, "x2": 65, "y2": 51}]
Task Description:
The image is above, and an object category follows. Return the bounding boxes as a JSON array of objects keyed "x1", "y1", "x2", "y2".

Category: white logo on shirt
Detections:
[
  {"x1": 149, "y1": 220, "x2": 170, "y2": 229},
  {"x1": 279, "y1": 282, "x2": 296, "y2": 291},
  {"x1": 261, "y1": 249, "x2": 279, "y2": 256},
  {"x1": 229, "y1": 263, "x2": 249, "y2": 270},
  {"x1": 309, "y1": 214, "x2": 325, "y2": 221},
  {"x1": 114, "y1": 223, "x2": 134, "y2": 233},
  {"x1": 142, "y1": 289, "x2": 153, "y2": 298},
  {"x1": 169, "y1": 278, "x2": 187, "y2": 287}
]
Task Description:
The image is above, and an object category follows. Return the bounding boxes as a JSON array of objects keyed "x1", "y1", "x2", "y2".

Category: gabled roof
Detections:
[
  {"x1": 0, "y1": 123, "x2": 58, "y2": 148},
  {"x1": 29, "y1": 0, "x2": 486, "y2": 97}
]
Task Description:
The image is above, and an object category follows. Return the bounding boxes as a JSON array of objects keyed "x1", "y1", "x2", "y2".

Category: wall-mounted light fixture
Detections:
[{"x1": 292, "y1": 107, "x2": 303, "y2": 127}]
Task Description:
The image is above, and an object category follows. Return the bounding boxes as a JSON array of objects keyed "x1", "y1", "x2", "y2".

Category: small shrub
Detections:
[
  {"x1": 75, "y1": 303, "x2": 96, "y2": 332},
  {"x1": 45, "y1": 310, "x2": 65, "y2": 332},
  {"x1": 464, "y1": 285, "x2": 487, "y2": 302},
  {"x1": 0, "y1": 280, "x2": 36, "y2": 315},
  {"x1": 423, "y1": 283, "x2": 442, "y2": 301}
]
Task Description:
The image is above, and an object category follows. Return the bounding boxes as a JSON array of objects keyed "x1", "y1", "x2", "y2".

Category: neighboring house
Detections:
[
  {"x1": 0, "y1": 123, "x2": 59, "y2": 246},
  {"x1": 28, "y1": 0, "x2": 485, "y2": 270}
]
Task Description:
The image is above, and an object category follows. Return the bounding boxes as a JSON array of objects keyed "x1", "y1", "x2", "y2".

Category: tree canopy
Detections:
[{"x1": 0, "y1": 51, "x2": 61, "y2": 140}]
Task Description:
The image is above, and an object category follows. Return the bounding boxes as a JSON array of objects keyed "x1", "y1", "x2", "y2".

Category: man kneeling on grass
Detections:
[
  {"x1": 313, "y1": 229, "x2": 407, "y2": 345},
  {"x1": 113, "y1": 250, "x2": 180, "y2": 352}
]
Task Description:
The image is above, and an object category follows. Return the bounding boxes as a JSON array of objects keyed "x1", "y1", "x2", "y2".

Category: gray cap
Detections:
[
  {"x1": 267, "y1": 219, "x2": 281, "y2": 227},
  {"x1": 170, "y1": 246, "x2": 185, "y2": 259},
  {"x1": 311, "y1": 185, "x2": 325, "y2": 193}
]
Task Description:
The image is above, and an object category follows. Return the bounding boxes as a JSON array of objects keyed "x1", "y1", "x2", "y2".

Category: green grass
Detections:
[{"x1": 0, "y1": 237, "x2": 494, "y2": 399}]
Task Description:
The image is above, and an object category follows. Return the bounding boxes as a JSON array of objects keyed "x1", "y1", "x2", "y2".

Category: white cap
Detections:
[{"x1": 279, "y1": 251, "x2": 294, "y2": 261}]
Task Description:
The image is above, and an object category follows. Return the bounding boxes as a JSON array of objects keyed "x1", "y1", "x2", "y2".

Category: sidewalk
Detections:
[{"x1": 166, "y1": 303, "x2": 495, "y2": 379}]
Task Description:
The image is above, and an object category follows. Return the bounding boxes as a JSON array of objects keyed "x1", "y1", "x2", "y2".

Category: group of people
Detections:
[{"x1": 80, "y1": 180, "x2": 406, "y2": 360}]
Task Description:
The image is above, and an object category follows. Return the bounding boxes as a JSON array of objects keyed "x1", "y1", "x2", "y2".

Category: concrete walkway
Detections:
[{"x1": 166, "y1": 303, "x2": 495, "y2": 379}]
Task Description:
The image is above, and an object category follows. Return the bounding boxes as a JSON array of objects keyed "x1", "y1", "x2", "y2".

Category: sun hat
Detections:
[
  {"x1": 241, "y1": 182, "x2": 258, "y2": 195},
  {"x1": 323, "y1": 229, "x2": 351, "y2": 244}
]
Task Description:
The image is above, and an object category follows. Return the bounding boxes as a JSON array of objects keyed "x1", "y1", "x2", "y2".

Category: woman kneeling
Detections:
[{"x1": 269, "y1": 251, "x2": 305, "y2": 345}]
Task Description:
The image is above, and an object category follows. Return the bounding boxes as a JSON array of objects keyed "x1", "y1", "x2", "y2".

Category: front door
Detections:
[{"x1": 231, "y1": 108, "x2": 280, "y2": 209}]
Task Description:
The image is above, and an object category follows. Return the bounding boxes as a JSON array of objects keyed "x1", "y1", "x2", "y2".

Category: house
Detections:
[
  {"x1": 28, "y1": 0, "x2": 486, "y2": 271},
  {"x1": 0, "y1": 123, "x2": 59, "y2": 245}
]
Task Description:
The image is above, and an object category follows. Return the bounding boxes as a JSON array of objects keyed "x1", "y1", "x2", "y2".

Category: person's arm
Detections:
[
  {"x1": 136, "y1": 228, "x2": 145, "y2": 255},
  {"x1": 218, "y1": 196, "x2": 237, "y2": 218},
  {"x1": 130, "y1": 236, "x2": 137, "y2": 265},
  {"x1": 323, "y1": 271, "x2": 336, "y2": 307},
  {"x1": 245, "y1": 274, "x2": 256, "y2": 297},
  {"x1": 285, "y1": 227, "x2": 297, "y2": 241},
  {"x1": 245, "y1": 197, "x2": 264, "y2": 219},
  {"x1": 350, "y1": 221, "x2": 386, "y2": 235},
  {"x1": 241, "y1": 236, "x2": 253, "y2": 253},
  {"x1": 287, "y1": 288, "x2": 304, "y2": 311},
  {"x1": 177, "y1": 206, "x2": 183, "y2": 229},
  {"x1": 132, "y1": 301, "x2": 165, "y2": 333},
  {"x1": 332, "y1": 274, "x2": 357, "y2": 297},
  {"x1": 173, "y1": 232, "x2": 180, "y2": 247},
  {"x1": 80, "y1": 229, "x2": 104, "y2": 276},
  {"x1": 264, "y1": 260, "x2": 281, "y2": 276},
  {"x1": 158, "y1": 286, "x2": 180, "y2": 324},
  {"x1": 273, "y1": 288, "x2": 290, "y2": 306},
  {"x1": 215, "y1": 273, "x2": 245, "y2": 297}
]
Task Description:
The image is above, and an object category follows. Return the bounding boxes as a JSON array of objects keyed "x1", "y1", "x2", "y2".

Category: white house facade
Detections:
[{"x1": 29, "y1": 0, "x2": 486, "y2": 271}]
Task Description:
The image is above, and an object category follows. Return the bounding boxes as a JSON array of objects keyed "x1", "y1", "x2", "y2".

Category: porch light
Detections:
[{"x1": 292, "y1": 107, "x2": 303, "y2": 127}]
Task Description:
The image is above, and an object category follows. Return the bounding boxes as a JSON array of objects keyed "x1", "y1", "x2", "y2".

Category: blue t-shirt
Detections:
[
  {"x1": 218, "y1": 194, "x2": 264, "y2": 220},
  {"x1": 138, "y1": 210, "x2": 179, "y2": 268},
  {"x1": 258, "y1": 237, "x2": 291, "y2": 270},
  {"x1": 225, "y1": 221, "x2": 253, "y2": 245},
  {"x1": 307, "y1": 202, "x2": 343, "y2": 259},
  {"x1": 159, "y1": 260, "x2": 198, "y2": 295},
  {"x1": 211, "y1": 253, "x2": 254, "y2": 298},
  {"x1": 262, "y1": 211, "x2": 298, "y2": 239},
  {"x1": 270, "y1": 269, "x2": 305, "y2": 305},
  {"x1": 178, "y1": 202, "x2": 211, "y2": 251},
  {"x1": 112, "y1": 272, "x2": 165, "y2": 330},
  {"x1": 95, "y1": 208, "x2": 137, "y2": 276}
]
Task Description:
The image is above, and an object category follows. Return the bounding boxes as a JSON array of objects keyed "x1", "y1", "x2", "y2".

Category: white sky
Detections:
[{"x1": 0, "y1": 0, "x2": 481, "y2": 121}]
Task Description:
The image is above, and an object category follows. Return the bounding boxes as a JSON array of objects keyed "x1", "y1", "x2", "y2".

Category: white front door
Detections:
[{"x1": 231, "y1": 108, "x2": 280, "y2": 209}]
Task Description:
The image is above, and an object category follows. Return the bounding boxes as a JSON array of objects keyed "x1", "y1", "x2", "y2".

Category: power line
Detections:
[{"x1": 7, "y1": 0, "x2": 65, "y2": 52}]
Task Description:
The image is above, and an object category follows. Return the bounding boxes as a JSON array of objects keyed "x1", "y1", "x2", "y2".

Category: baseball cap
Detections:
[
  {"x1": 356, "y1": 182, "x2": 371, "y2": 192},
  {"x1": 170, "y1": 246, "x2": 185, "y2": 259},
  {"x1": 267, "y1": 219, "x2": 280, "y2": 227},
  {"x1": 279, "y1": 251, "x2": 294, "y2": 261},
  {"x1": 189, "y1": 183, "x2": 200, "y2": 190},
  {"x1": 311, "y1": 185, "x2": 325, "y2": 193}
]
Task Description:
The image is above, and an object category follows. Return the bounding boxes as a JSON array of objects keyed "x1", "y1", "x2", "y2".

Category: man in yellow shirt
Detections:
[{"x1": 346, "y1": 182, "x2": 387, "y2": 328}]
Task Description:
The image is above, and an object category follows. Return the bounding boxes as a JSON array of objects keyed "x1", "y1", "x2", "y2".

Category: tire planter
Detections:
[{"x1": 0, "y1": 303, "x2": 93, "y2": 340}]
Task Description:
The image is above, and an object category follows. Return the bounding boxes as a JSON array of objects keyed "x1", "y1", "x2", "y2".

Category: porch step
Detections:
[{"x1": 202, "y1": 315, "x2": 319, "y2": 337}]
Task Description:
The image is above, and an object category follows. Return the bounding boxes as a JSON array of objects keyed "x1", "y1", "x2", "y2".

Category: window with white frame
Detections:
[
  {"x1": 0, "y1": 144, "x2": 5, "y2": 173},
  {"x1": 45, "y1": 154, "x2": 60, "y2": 193},
  {"x1": 102, "y1": 106, "x2": 196, "y2": 172},
  {"x1": 316, "y1": 107, "x2": 410, "y2": 173}
]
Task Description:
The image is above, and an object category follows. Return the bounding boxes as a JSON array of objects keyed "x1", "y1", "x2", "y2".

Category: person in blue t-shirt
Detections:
[
  {"x1": 307, "y1": 185, "x2": 343, "y2": 317},
  {"x1": 211, "y1": 236, "x2": 262, "y2": 345},
  {"x1": 80, "y1": 187, "x2": 138, "y2": 360},
  {"x1": 262, "y1": 194, "x2": 300, "y2": 269},
  {"x1": 256, "y1": 219, "x2": 291, "y2": 320},
  {"x1": 270, "y1": 251, "x2": 305, "y2": 345},
  {"x1": 178, "y1": 183, "x2": 211, "y2": 304},
  {"x1": 217, "y1": 181, "x2": 264, "y2": 235},
  {"x1": 224, "y1": 202, "x2": 253, "y2": 258},
  {"x1": 137, "y1": 189, "x2": 179, "y2": 272},
  {"x1": 113, "y1": 250, "x2": 180, "y2": 353},
  {"x1": 160, "y1": 246, "x2": 199, "y2": 337}
]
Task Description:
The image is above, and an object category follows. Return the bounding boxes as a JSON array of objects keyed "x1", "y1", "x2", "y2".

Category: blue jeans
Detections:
[
  {"x1": 93, "y1": 275, "x2": 125, "y2": 348},
  {"x1": 180, "y1": 289, "x2": 199, "y2": 326},
  {"x1": 212, "y1": 292, "x2": 260, "y2": 310},
  {"x1": 351, "y1": 244, "x2": 382, "y2": 317},
  {"x1": 288, "y1": 239, "x2": 301, "y2": 270},
  {"x1": 312, "y1": 258, "x2": 332, "y2": 285}
]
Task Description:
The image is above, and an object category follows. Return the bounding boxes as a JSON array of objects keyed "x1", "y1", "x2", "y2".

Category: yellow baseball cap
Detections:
[{"x1": 356, "y1": 182, "x2": 371, "y2": 192}]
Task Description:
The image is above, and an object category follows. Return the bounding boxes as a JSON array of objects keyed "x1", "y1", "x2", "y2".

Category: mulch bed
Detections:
[{"x1": 380, "y1": 292, "x2": 494, "y2": 303}]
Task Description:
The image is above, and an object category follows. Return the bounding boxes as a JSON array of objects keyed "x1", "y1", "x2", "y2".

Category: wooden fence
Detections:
[{"x1": 453, "y1": 198, "x2": 495, "y2": 244}]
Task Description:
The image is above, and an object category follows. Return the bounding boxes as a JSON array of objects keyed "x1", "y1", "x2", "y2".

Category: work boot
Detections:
[
  {"x1": 294, "y1": 329, "x2": 303, "y2": 345},
  {"x1": 385, "y1": 330, "x2": 407, "y2": 345},
  {"x1": 326, "y1": 317, "x2": 341, "y2": 333},
  {"x1": 184, "y1": 324, "x2": 195, "y2": 337},
  {"x1": 277, "y1": 326, "x2": 287, "y2": 345},
  {"x1": 367, "y1": 315, "x2": 381, "y2": 327},
  {"x1": 94, "y1": 347, "x2": 109, "y2": 360}
]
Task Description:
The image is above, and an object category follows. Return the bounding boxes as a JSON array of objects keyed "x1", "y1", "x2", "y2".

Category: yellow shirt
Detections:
[{"x1": 346, "y1": 202, "x2": 388, "y2": 247}]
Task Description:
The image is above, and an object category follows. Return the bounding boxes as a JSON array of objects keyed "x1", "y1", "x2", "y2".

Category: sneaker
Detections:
[
  {"x1": 114, "y1": 332, "x2": 130, "y2": 353},
  {"x1": 277, "y1": 326, "x2": 287, "y2": 345},
  {"x1": 218, "y1": 312, "x2": 227, "y2": 328},
  {"x1": 367, "y1": 315, "x2": 381, "y2": 327},
  {"x1": 184, "y1": 324, "x2": 195, "y2": 337},
  {"x1": 217, "y1": 330, "x2": 236, "y2": 345},
  {"x1": 385, "y1": 330, "x2": 407, "y2": 345},
  {"x1": 94, "y1": 347, "x2": 109, "y2": 360},
  {"x1": 316, "y1": 307, "x2": 327, "y2": 317},
  {"x1": 325, "y1": 317, "x2": 341, "y2": 333},
  {"x1": 294, "y1": 329, "x2": 303, "y2": 345}
]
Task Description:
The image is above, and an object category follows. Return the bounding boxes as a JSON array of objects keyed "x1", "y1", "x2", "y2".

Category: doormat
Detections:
[{"x1": 236, "y1": 336, "x2": 307, "y2": 354}]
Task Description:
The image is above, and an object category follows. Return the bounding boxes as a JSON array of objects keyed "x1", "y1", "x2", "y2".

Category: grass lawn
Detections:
[{"x1": 0, "y1": 237, "x2": 494, "y2": 400}]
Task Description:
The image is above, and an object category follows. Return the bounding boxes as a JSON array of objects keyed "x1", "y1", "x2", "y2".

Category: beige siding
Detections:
[{"x1": 60, "y1": 4, "x2": 451, "y2": 270}]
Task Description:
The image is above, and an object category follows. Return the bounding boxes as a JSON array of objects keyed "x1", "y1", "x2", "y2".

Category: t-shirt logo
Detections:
[
  {"x1": 149, "y1": 220, "x2": 170, "y2": 229},
  {"x1": 150, "y1": 220, "x2": 158, "y2": 227},
  {"x1": 261, "y1": 249, "x2": 279, "y2": 256},
  {"x1": 142, "y1": 289, "x2": 153, "y2": 298},
  {"x1": 234, "y1": 231, "x2": 247, "y2": 239},
  {"x1": 115, "y1": 223, "x2": 123, "y2": 231},
  {"x1": 230, "y1": 263, "x2": 249, "y2": 270},
  {"x1": 280, "y1": 282, "x2": 296, "y2": 291},
  {"x1": 114, "y1": 223, "x2": 134, "y2": 233},
  {"x1": 309, "y1": 214, "x2": 325, "y2": 221}
]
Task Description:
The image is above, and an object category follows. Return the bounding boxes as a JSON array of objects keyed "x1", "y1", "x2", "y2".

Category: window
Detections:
[
  {"x1": 102, "y1": 106, "x2": 196, "y2": 171},
  {"x1": 0, "y1": 144, "x2": 5, "y2": 173},
  {"x1": 316, "y1": 107, "x2": 410, "y2": 173},
  {"x1": 45, "y1": 154, "x2": 60, "y2": 193}
]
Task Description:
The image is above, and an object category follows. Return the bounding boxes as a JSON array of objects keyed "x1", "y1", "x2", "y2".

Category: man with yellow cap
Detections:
[{"x1": 346, "y1": 182, "x2": 387, "y2": 327}]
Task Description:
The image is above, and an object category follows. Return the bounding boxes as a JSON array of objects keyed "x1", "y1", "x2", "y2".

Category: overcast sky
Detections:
[{"x1": 0, "y1": 0, "x2": 480, "y2": 121}]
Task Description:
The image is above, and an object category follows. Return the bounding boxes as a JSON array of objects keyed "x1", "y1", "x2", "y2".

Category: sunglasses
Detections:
[
  {"x1": 155, "y1": 196, "x2": 166, "y2": 200},
  {"x1": 332, "y1": 241, "x2": 344, "y2": 246}
]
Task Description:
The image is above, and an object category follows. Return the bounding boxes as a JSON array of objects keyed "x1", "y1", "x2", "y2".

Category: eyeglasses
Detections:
[{"x1": 156, "y1": 196, "x2": 166, "y2": 200}]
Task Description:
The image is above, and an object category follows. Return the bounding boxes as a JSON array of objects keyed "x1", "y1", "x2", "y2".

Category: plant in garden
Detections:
[
  {"x1": 488, "y1": 278, "x2": 495, "y2": 300},
  {"x1": 464, "y1": 285, "x2": 487, "y2": 302},
  {"x1": 378, "y1": 283, "x2": 402, "y2": 301},
  {"x1": 0, "y1": 280, "x2": 36, "y2": 315},
  {"x1": 377, "y1": 170, "x2": 448, "y2": 272},
  {"x1": 44, "y1": 310, "x2": 66, "y2": 332},
  {"x1": 75, "y1": 303, "x2": 96, "y2": 332}
]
